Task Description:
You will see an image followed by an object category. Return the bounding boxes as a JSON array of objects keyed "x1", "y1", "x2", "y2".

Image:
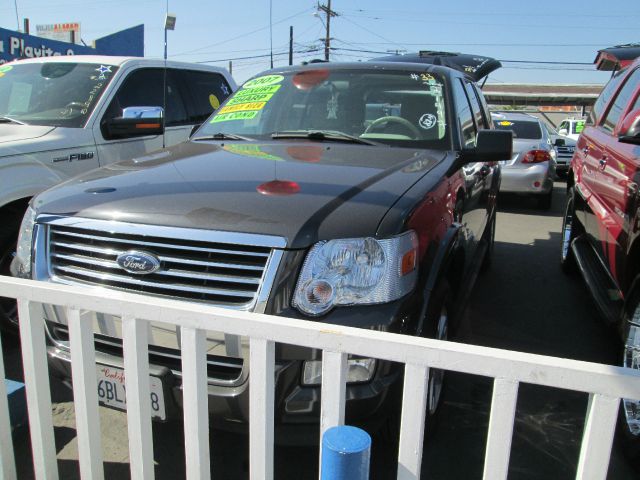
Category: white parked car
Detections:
[{"x1": 0, "y1": 55, "x2": 236, "y2": 326}]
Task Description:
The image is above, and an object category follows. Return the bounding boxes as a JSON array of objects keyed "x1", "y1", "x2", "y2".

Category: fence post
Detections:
[{"x1": 321, "y1": 425, "x2": 371, "y2": 480}]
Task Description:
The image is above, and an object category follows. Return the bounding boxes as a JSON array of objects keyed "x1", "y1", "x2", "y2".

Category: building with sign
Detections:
[{"x1": 0, "y1": 24, "x2": 144, "y2": 65}]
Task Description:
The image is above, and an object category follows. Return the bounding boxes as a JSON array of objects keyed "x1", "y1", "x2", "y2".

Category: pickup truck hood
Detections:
[
  {"x1": 0, "y1": 123, "x2": 55, "y2": 146},
  {"x1": 34, "y1": 141, "x2": 445, "y2": 248}
]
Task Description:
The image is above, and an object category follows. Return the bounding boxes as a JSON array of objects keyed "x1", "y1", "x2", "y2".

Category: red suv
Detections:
[{"x1": 561, "y1": 55, "x2": 640, "y2": 453}]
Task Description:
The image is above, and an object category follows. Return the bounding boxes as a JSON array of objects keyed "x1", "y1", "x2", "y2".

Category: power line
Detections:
[
  {"x1": 500, "y1": 59, "x2": 593, "y2": 65},
  {"x1": 340, "y1": 8, "x2": 640, "y2": 19},
  {"x1": 171, "y1": 7, "x2": 313, "y2": 57},
  {"x1": 339, "y1": 15, "x2": 405, "y2": 51},
  {"x1": 195, "y1": 48, "x2": 321, "y2": 65},
  {"x1": 325, "y1": 42, "x2": 616, "y2": 48},
  {"x1": 339, "y1": 12, "x2": 639, "y2": 31}
]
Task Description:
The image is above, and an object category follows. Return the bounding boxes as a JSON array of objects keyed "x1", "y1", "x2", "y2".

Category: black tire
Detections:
[
  {"x1": 617, "y1": 298, "x2": 640, "y2": 461},
  {"x1": 481, "y1": 213, "x2": 496, "y2": 273},
  {"x1": 537, "y1": 188, "x2": 552, "y2": 210},
  {"x1": 422, "y1": 280, "x2": 452, "y2": 433},
  {"x1": 560, "y1": 187, "x2": 580, "y2": 274},
  {"x1": 0, "y1": 214, "x2": 22, "y2": 331},
  {"x1": 377, "y1": 281, "x2": 452, "y2": 444}
]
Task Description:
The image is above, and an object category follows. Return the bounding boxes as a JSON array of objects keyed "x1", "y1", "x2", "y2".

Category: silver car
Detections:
[{"x1": 491, "y1": 112, "x2": 556, "y2": 209}]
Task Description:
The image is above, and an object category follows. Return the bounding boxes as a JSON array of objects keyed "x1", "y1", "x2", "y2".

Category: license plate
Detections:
[{"x1": 96, "y1": 365, "x2": 166, "y2": 420}]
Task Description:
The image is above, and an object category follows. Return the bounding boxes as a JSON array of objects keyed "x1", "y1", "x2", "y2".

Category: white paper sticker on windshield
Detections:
[{"x1": 419, "y1": 113, "x2": 437, "y2": 130}]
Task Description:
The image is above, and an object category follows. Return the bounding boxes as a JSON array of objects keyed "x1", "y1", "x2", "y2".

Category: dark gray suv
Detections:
[{"x1": 12, "y1": 60, "x2": 511, "y2": 437}]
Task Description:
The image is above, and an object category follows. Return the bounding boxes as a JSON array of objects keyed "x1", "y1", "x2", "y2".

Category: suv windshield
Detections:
[
  {"x1": 0, "y1": 62, "x2": 118, "y2": 128},
  {"x1": 493, "y1": 119, "x2": 542, "y2": 139},
  {"x1": 198, "y1": 68, "x2": 449, "y2": 149}
]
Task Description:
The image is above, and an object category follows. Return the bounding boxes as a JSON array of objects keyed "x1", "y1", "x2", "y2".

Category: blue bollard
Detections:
[
  {"x1": 5, "y1": 379, "x2": 26, "y2": 430},
  {"x1": 321, "y1": 425, "x2": 371, "y2": 480}
]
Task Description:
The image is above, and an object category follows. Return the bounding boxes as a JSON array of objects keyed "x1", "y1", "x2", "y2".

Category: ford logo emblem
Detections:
[{"x1": 116, "y1": 250, "x2": 161, "y2": 275}]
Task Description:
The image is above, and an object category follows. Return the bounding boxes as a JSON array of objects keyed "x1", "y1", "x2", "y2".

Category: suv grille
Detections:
[{"x1": 47, "y1": 224, "x2": 273, "y2": 308}]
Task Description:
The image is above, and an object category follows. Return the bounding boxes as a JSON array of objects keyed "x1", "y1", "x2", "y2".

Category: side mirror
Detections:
[
  {"x1": 103, "y1": 106, "x2": 164, "y2": 139},
  {"x1": 461, "y1": 130, "x2": 513, "y2": 164},
  {"x1": 558, "y1": 128, "x2": 568, "y2": 136},
  {"x1": 618, "y1": 109, "x2": 640, "y2": 145},
  {"x1": 554, "y1": 138, "x2": 565, "y2": 147}
]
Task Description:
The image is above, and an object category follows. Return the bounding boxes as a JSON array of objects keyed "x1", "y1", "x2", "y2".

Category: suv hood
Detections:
[
  {"x1": 35, "y1": 141, "x2": 445, "y2": 248},
  {"x1": 0, "y1": 123, "x2": 55, "y2": 145}
]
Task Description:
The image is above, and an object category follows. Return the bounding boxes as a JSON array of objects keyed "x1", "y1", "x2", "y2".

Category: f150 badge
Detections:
[
  {"x1": 52, "y1": 152, "x2": 95, "y2": 163},
  {"x1": 116, "y1": 251, "x2": 161, "y2": 275}
]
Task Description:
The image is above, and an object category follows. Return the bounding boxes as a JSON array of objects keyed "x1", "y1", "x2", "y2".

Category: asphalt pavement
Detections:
[{"x1": 3, "y1": 180, "x2": 638, "y2": 479}]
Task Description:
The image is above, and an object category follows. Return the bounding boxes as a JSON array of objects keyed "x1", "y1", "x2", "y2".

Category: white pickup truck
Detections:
[{"x1": 0, "y1": 55, "x2": 236, "y2": 325}]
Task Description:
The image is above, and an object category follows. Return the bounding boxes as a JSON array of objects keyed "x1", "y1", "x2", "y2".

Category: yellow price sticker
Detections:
[
  {"x1": 219, "y1": 102, "x2": 267, "y2": 114},
  {"x1": 210, "y1": 111, "x2": 259, "y2": 123}
]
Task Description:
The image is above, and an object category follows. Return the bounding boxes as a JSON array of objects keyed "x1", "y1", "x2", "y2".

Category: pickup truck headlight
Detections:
[
  {"x1": 292, "y1": 231, "x2": 418, "y2": 316},
  {"x1": 11, "y1": 206, "x2": 36, "y2": 278}
]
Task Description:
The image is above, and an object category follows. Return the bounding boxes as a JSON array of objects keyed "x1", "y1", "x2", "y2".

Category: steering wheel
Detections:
[
  {"x1": 60, "y1": 102, "x2": 86, "y2": 116},
  {"x1": 364, "y1": 115, "x2": 421, "y2": 139}
]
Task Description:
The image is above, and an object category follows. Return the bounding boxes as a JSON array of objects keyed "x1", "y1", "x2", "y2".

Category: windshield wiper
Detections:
[
  {"x1": 0, "y1": 116, "x2": 26, "y2": 125},
  {"x1": 192, "y1": 132, "x2": 253, "y2": 141},
  {"x1": 271, "y1": 130, "x2": 379, "y2": 146}
]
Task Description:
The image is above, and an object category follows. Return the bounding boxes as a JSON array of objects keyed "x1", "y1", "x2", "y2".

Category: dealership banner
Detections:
[
  {"x1": 0, "y1": 24, "x2": 144, "y2": 65},
  {"x1": 36, "y1": 22, "x2": 81, "y2": 43}
]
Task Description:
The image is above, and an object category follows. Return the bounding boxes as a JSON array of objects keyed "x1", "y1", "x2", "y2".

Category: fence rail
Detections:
[{"x1": 1, "y1": 276, "x2": 640, "y2": 480}]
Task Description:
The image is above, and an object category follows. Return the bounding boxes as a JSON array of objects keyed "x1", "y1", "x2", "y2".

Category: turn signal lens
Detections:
[{"x1": 401, "y1": 249, "x2": 417, "y2": 276}]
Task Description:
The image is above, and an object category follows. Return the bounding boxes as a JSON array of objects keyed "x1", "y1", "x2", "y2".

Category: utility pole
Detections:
[
  {"x1": 318, "y1": 1, "x2": 338, "y2": 61},
  {"x1": 289, "y1": 26, "x2": 293, "y2": 66}
]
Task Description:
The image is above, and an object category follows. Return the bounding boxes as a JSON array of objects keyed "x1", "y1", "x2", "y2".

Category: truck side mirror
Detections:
[
  {"x1": 103, "y1": 106, "x2": 164, "y2": 140},
  {"x1": 554, "y1": 138, "x2": 565, "y2": 147},
  {"x1": 463, "y1": 130, "x2": 513, "y2": 163},
  {"x1": 618, "y1": 109, "x2": 640, "y2": 145},
  {"x1": 189, "y1": 123, "x2": 202, "y2": 138}
]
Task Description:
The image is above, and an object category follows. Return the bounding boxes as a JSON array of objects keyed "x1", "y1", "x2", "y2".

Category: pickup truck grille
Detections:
[
  {"x1": 556, "y1": 145, "x2": 575, "y2": 159},
  {"x1": 46, "y1": 222, "x2": 278, "y2": 309}
]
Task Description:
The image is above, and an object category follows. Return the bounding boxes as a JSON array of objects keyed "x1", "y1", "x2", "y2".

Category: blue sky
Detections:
[{"x1": 1, "y1": 0, "x2": 638, "y2": 85}]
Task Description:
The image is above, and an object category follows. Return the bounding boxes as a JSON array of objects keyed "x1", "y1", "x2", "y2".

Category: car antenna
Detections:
[{"x1": 162, "y1": 2, "x2": 176, "y2": 149}]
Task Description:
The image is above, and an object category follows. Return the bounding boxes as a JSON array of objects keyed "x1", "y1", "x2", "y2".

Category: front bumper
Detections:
[
  {"x1": 43, "y1": 294, "x2": 418, "y2": 436},
  {"x1": 554, "y1": 156, "x2": 572, "y2": 172}
]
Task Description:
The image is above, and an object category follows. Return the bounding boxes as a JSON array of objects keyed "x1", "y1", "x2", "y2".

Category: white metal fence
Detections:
[{"x1": 1, "y1": 275, "x2": 640, "y2": 480}]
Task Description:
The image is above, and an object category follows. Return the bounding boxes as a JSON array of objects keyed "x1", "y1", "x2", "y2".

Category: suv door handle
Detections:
[{"x1": 599, "y1": 156, "x2": 608, "y2": 170}]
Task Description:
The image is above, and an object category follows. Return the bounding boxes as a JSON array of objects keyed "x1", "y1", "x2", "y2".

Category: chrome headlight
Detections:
[
  {"x1": 11, "y1": 206, "x2": 36, "y2": 278},
  {"x1": 292, "y1": 231, "x2": 418, "y2": 316}
]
